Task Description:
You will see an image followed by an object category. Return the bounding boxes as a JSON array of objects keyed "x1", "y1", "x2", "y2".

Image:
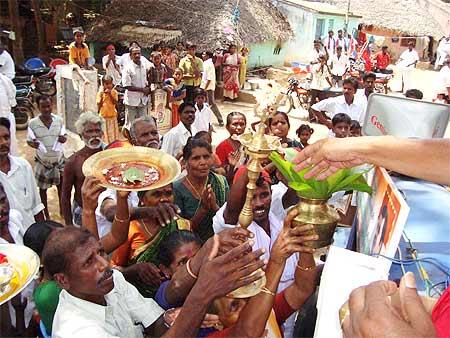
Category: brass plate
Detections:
[
  {"x1": 0, "y1": 244, "x2": 40, "y2": 306},
  {"x1": 82, "y1": 146, "x2": 181, "y2": 191}
]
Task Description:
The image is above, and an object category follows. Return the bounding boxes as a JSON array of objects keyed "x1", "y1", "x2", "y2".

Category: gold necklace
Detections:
[
  {"x1": 140, "y1": 219, "x2": 155, "y2": 238},
  {"x1": 185, "y1": 176, "x2": 207, "y2": 200}
]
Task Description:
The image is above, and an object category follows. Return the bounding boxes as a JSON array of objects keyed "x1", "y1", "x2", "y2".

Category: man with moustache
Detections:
[
  {"x1": 61, "y1": 112, "x2": 105, "y2": 226},
  {"x1": 0, "y1": 117, "x2": 45, "y2": 229},
  {"x1": 44, "y1": 226, "x2": 265, "y2": 338},
  {"x1": 161, "y1": 102, "x2": 197, "y2": 158}
]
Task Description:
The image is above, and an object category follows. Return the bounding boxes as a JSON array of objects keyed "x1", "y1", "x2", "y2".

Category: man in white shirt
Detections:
[
  {"x1": 161, "y1": 102, "x2": 197, "y2": 158},
  {"x1": 355, "y1": 72, "x2": 376, "y2": 126},
  {"x1": 122, "y1": 47, "x2": 152, "y2": 130},
  {"x1": 44, "y1": 225, "x2": 265, "y2": 338},
  {"x1": 310, "y1": 40, "x2": 326, "y2": 65},
  {"x1": 335, "y1": 29, "x2": 347, "y2": 53},
  {"x1": 310, "y1": 77, "x2": 365, "y2": 129},
  {"x1": 0, "y1": 72, "x2": 18, "y2": 155},
  {"x1": 330, "y1": 46, "x2": 349, "y2": 87},
  {"x1": 322, "y1": 30, "x2": 336, "y2": 58},
  {"x1": 200, "y1": 51, "x2": 223, "y2": 126},
  {"x1": 0, "y1": 43, "x2": 15, "y2": 79},
  {"x1": 192, "y1": 88, "x2": 212, "y2": 133},
  {"x1": 0, "y1": 117, "x2": 45, "y2": 230},
  {"x1": 435, "y1": 57, "x2": 450, "y2": 99},
  {"x1": 397, "y1": 42, "x2": 420, "y2": 93},
  {"x1": 435, "y1": 36, "x2": 450, "y2": 70},
  {"x1": 102, "y1": 44, "x2": 121, "y2": 85}
]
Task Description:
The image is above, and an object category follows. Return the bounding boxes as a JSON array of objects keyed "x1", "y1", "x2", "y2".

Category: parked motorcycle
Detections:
[
  {"x1": 16, "y1": 58, "x2": 57, "y2": 96},
  {"x1": 12, "y1": 83, "x2": 34, "y2": 130}
]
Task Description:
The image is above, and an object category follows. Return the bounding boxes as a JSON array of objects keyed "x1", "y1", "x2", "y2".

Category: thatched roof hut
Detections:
[
  {"x1": 326, "y1": 0, "x2": 445, "y2": 38},
  {"x1": 86, "y1": 0, "x2": 292, "y2": 50}
]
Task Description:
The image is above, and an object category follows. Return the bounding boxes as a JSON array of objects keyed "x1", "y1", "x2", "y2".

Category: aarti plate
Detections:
[
  {"x1": 0, "y1": 244, "x2": 40, "y2": 306},
  {"x1": 82, "y1": 146, "x2": 181, "y2": 191}
]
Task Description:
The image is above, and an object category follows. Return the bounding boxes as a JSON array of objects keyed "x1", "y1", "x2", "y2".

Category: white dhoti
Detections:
[{"x1": 400, "y1": 68, "x2": 414, "y2": 93}]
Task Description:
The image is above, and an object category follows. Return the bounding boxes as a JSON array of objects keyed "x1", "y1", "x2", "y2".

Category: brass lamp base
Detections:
[{"x1": 228, "y1": 271, "x2": 266, "y2": 298}]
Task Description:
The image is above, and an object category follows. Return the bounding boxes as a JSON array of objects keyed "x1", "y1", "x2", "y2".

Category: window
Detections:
[
  {"x1": 315, "y1": 19, "x2": 325, "y2": 39},
  {"x1": 328, "y1": 19, "x2": 335, "y2": 32}
]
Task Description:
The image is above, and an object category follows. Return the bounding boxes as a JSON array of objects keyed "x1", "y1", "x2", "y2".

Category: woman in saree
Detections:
[
  {"x1": 239, "y1": 47, "x2": 249, "y2": 89},
  {"x1": 222, "y1": 44, "x2": 241, "y2": 100},
  {"x1": 111, "y1": 183, "x2": 190, "y2": 297},
  {"x1": 173, "y1": 138, "x2": 229, "y2": 242}
]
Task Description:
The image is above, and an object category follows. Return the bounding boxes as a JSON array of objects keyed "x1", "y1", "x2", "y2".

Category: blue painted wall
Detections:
[
  {"x1": 277, "y1": 2, "x2": 360, "y2": 63},
  {"x1": 247, "y1": 40, "x2": 288, "y2": 68}
]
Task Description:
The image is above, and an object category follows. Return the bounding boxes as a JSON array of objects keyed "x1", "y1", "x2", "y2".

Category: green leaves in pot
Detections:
[{"x1": 269, "y1": 150, "x2": 372, "y2": 199}]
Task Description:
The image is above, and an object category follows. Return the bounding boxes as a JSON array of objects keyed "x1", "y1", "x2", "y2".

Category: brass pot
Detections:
[{"x1": 292, "y1": 197, "x2": 340, "y2": 249}]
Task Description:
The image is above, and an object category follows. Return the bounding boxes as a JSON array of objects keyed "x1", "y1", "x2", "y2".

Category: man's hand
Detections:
[
  {"x1": 81, "y1": 176, "x2": 106, "y2": 212},
  {"x1": 216, "y1": 227, "x2": 253, "y2": 255},
  {"x1": 138, "y1": 203, "x2": 180, "y2": 227},
  {"x1": 196, "y1": 240, "x2": 266, "y2": 301},
  {"x1": 123, "y1": 262, "x2": 168, "y2": 286},
  {"x1": 270, "y1": 209, "x2": 316, "y2": 264},
  {"x1": 342, "y1": 273, "x2": 436, "y2": 338},
  {"x1": 27, "y1": 139, "x2": 40, "y2": 149},
  {"x1": 142, "y1": 87, "x2": 151, "y2": 96},
  {"x1": 293, "y1": 138, "x2": 366, "y2": 180},
  {"x1": 58, "y1": 135, "x2": 67, "y2": 143}
]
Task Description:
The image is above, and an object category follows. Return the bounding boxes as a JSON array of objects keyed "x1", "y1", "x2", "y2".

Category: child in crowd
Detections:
[
  {"x1": 350, "y1": 120, "x2": 362, "y2": 137},
  {"x1": 192, "y1": 88, "x2": 213, "y2": 133},
  {"x1": 268, "y1": 111, "x2": 301, "y2": 148},
  {"x1": 96, "y1": 75, "x2": 119, "y2": 144},
  {"x1": 331, "y1": 113, "x2": 351, "y2": 138},
  {"x1": 164, "y1": 68, "x2": 186, "y2": 127},
  {"x1": 295, "y1": 124, "x2": 314, "y2": 149}
]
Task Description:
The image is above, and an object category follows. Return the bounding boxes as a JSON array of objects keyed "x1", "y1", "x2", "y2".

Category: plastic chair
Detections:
[
  {"x1": 49, "y1": 58, "x2": 68, "y2": 69},
  {"x1": 24, "y1": 57, "x2": 46, "y2": 70}
]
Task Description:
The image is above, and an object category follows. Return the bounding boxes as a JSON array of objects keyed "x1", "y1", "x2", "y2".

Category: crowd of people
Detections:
[{"x1": 0, "y1": 26, "x2": 449, "y2": 338}]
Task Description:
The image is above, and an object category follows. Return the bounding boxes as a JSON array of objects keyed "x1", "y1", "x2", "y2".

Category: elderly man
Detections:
[
  {"x1": 61, "y1": 112, "x2": 105, "y2": 226},
  {"x1": 310, "y1": 77, "x2": 366, "y2": 129},
  {"x1": 0, "y1": 72, "x2": 18, "y2": 155},
  {"x1": 0, "y1": 117, "x2": 45, "y2": 229},
  {"x1": 122, "y1": 47, "x2": 152, "y2": 130},
  {"x1": 43, "y1": 225, "x2": 264, "y2": 338}
]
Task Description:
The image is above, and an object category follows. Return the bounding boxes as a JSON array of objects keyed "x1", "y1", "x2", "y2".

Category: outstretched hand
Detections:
[
  {"x1": 293, "y1": 138, "x2": 366, "y2": 180},
  {"x1": 342, "y1": 272, "x2": 436, "y2": 338}
]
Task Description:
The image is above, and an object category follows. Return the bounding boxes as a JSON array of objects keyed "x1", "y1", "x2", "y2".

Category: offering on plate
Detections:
[
  {"x1": 0, "y1": 254, "x2": 13, "y2": 294},
  {"x1": 102, "y1": 162, "x2": 160, "y2": 189},
  {"x1": 82, "y1": 147, "x2": 181, "y2": 192}
]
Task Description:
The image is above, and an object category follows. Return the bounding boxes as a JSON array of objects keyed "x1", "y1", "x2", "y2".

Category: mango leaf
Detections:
[
  {"x1": 288, "y1": 182, "x2": 321, "y2": 199},
  {"x1": 326, "y1": 169, "x2": 350, "y2": 195},
  {"x1": 269, "y1": 152, "x2": 293, "y2": 182},
  {"x1": 284, "y1": 148, "x2": 300, "y2": 162},
  {"x1": 123, "y1": 167, "x2": 145, "y2": 184},
  {"x1": 340, "y1": 176, "x2": 373, "y2": 194}
]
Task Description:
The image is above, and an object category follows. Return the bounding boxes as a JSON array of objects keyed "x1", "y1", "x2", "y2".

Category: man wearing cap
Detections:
[
  {"x1": 69, "y1": 28, "x2": 90, "y2": 69},
  {"x1": 178, "y1": 44, "x2": 203, "y2": 102},
  {"x1": 397, "y1": 42, "x2": 419, "y2": 93},
  {"x1": 122, "y1": 47, "x2": 152, "y2": 130},
  {"x1": 374, "y1": 46, "x2": 392, "y2": 74}
]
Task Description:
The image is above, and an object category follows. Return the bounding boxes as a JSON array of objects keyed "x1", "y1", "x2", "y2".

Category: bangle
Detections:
[
  {"x1": 260, "y1": 287, "x2": 276, "y2": 296},
  {"x1": 114, "y1": 215, "x2": 130, "y2": 223},
  {"x1": 186, "y1": 259, "x2": 198, "y2": 279},
  {"x1": 296, "y1": 262, "x2": 316, "y2": 271}
]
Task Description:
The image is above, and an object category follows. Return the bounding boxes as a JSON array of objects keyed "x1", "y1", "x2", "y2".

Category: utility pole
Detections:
[
  {"x1": 31, "y1": 0, "x2": 46, "y2": 57},
  {"x1": 344, "y1": 0, "x2": 351, "y2": 34},
  {"x1": 7, "y1": 0, "x2": 24, "y2": 64}
]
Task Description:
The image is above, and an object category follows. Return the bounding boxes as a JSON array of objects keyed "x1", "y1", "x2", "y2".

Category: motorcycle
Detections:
[
  {"x1": 279, "y1": 77, "x2": 311, "y2": 116},
  {"x1": 16, "y1": 58, "x2": 57, "y2": 96},
  {"x1": 12, "y1": 82, "x2": 35, "y2": 130}
]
